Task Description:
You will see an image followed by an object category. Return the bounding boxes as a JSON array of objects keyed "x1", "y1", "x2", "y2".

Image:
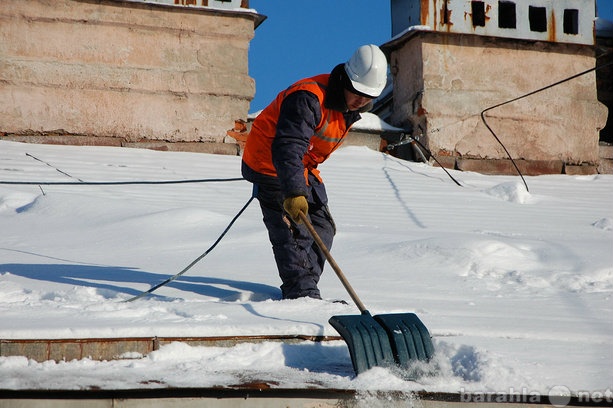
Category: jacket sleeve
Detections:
[{"x1": 271, "y1": 90, "x2": 322, "y2": 198}]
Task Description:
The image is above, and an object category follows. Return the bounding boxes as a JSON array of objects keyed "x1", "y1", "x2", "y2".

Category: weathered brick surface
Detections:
[
  {"x1": 386, "y1": 32, "x2": 607, "y2": 174},
  {"x1": 456, "y1": 158, "x2": 565, "y2": 175},
  {"x1": 563, "y1": 164, "x2": 598, "y2": 175},
  {"x1": 0, "y1": 0, "x2": 259, "y2": 144}
]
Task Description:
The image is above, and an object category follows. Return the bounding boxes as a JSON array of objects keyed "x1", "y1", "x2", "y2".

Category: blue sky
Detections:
[
  {"x1": 248, "y1": 0, "x2": 613, "y2": 113},
  {"x1": 248, "y1": 0, "x2": 390, "y2": 112}
]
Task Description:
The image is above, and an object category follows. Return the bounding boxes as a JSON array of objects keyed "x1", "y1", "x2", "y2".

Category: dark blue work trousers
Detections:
[{"x1": 255, "y1": 175, "x2": 335, "y2": 300}]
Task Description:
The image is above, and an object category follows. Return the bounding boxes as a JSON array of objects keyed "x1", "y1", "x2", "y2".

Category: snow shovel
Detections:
[{"x1": 299, "y1": 212, "x2": 435, "y2": 375}]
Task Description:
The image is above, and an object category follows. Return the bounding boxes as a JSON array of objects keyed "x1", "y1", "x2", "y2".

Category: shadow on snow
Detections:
[{"x1": 0, "y1": 262, "x2": 281, "y2": 302}]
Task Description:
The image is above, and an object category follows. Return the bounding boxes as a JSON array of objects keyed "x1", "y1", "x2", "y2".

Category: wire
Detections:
[
  {"x1": 26, "y1": 153, "x2": 84, "y2": 182},
  {"x1": 0, "y1": 153, "x2": 245, "y2": 185},
  {"x1": 392, "y1": 58, "x2": 613, "y2": 193},
  {"x1": 4, "y1": 151, "x2": 254, "y2": 301},
  {"x1": 480, "y1": 59, "x2": 613, "y2": 193},
  {"x1": 125, "y1": 194, "x2": 256, "y2": 302},
  {"x1": 0, "y1": 178, "x2": 245, "y2": 185},
  {"x1": 387, "y1": 134, "x2": 462, "y2": 187}
]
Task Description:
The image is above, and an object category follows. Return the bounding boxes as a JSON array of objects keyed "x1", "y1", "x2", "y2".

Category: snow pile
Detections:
[
  {"x1": 0, "y1": 140, "x2": 611, "y2": 394},
  {"x1": 483, "y1": 181, "x2": 533, "y2": 204},
  {"x1": 350, "y1": 112, "x2": 405, "y2": 132}
]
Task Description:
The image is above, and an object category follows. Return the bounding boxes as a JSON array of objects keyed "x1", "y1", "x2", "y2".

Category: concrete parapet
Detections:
[
  {"x1": 1, "y1": 133, "x2": 239, "y2": 155},
  {"x1": 597, "y1": 142, "x2": 613, "y2": 173},
  {"x1": 383, "y1": 31, "x2": 608, "y2": 174},
  {"x1": 456, "y1": 158, "x2": 565, "y2": 175},
  {"x1": 0, "y1": 0, "x2": 261, "y2": 145}
]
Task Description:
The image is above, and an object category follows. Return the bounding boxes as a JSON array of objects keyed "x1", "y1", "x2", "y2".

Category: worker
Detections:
[{"x1": 241, "y1": 44, "x2": 388, "y2": 300}]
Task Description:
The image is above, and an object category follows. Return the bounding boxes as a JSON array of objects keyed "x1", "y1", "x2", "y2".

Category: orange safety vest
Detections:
[{"x1": 242, "y1": 74, "x2": 350, "y2": 183}]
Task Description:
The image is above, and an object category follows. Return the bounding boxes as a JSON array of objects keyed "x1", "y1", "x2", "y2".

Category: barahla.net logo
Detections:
[{"x1": 459, "y1": 386, "x2": 612, "y2": 407}]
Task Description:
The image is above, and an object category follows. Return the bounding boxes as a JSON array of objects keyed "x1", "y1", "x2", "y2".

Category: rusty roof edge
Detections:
[{"x1": 1, "y1": 389, "x2": 610, "y2": 407}]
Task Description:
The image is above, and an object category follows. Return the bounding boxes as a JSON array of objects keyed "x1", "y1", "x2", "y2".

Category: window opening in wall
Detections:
[
  {"x1": 529, "y1": 6, "x2": 547, "y2": 32},
  {"x1": 498, "y1": 1, "x2": 516, "y2": 29},
  {"x1": 563, "y1": 9, "x2": 579, "y2": 34},
  {"x1": 471, "y1": 1, "x2": 486, "y2": 27},
  {"x1": 443, "y1": 0, "x2": 450, "y2": 25}
]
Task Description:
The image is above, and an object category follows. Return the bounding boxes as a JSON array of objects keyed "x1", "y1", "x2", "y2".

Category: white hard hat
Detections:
[{"x1": 344, "y1": 44, "x2": 388, "y2": 98}]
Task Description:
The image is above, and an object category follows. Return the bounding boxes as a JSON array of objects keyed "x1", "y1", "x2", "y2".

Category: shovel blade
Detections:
[
  {"x1": 328, "y1": 311, "x2": 396, "y2": 375},
  {"x1": 373, "y1": 313, "x2": 435, "y2": 365}
]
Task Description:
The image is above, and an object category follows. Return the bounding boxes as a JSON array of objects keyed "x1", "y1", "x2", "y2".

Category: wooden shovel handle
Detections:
[{"x1": 299, "y1": 212, "x2": 367, "y2": 313}]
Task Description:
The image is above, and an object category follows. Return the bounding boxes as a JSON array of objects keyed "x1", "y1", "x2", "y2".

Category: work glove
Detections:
[{"x1": 283, "y1": 195, "x2": 308, "y2": 223}]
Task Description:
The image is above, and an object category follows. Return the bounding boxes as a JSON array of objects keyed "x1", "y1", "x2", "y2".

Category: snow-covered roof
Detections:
[
  {"x1": 118, "y1": 0, "x2": 265, "y2": 27},
  {"x1": 122, "y1": 0, "x2": 254, "y2": 12},
  {"x1": 247, "y1": 111, "x2": 402, "y2": 133}
]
